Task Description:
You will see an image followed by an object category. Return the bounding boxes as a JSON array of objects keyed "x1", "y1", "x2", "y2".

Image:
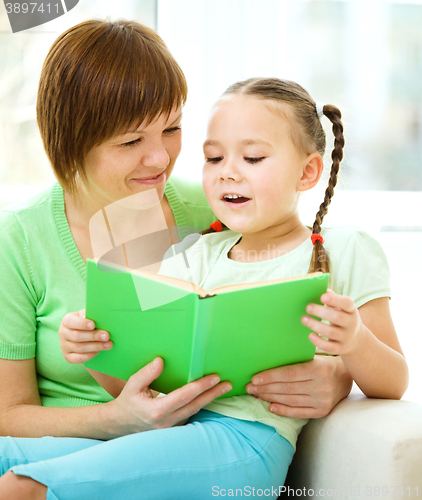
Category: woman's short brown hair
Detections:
[{"x1": 36, "y1": 19, "x2": 188, "y2": 193}]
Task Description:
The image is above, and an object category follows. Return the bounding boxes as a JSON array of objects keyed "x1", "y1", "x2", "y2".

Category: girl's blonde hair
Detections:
[{"x1": 205, "y1": 77, "x2": 345, "y2": 274}]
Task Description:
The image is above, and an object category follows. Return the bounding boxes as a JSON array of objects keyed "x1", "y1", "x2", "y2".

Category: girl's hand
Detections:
[
  {"x1": 246, "y1": 355, "x2": 352, "y2": 419},
  {"x1": 59, "y1": 309, "x2": 113, "y2": 364},
  {"x1": 302, "y1": 289, "x2": 365, "y2": 356},
  {"x1": 106, "y1": 357, "x2": 232, "y2": 436}
]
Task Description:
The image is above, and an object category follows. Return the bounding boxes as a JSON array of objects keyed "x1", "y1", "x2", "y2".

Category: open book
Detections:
[{"x1": 84, "y1": 259, "x2": 330, "y2": 398}]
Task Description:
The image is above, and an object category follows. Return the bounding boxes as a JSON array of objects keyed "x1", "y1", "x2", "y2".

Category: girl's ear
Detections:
[{"x1": 297, "y1": 153, "x2": 323, "y2": 192}]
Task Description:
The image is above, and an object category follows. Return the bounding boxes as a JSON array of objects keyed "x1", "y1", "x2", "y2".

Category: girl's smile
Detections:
[{"x1": 221, "y1": 192, "x2": 252, "y2": 208}]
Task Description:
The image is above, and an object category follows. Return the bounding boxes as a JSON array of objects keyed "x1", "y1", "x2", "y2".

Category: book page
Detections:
[
  {"x1": 132, "y1": 266, "x2": 199, "y2": 289},
  {"x1": 209, "y1": 272, "x2": 324, "y2": 295}
]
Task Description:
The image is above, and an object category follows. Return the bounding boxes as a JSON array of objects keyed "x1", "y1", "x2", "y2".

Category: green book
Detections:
[{"x1": 84, "y1": 259, "x2": 329, "y2": 398}]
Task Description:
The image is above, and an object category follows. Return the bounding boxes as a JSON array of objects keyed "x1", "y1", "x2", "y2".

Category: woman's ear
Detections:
[{"x1": 297, "y1": 153, "x2": 323, "y2": 192}]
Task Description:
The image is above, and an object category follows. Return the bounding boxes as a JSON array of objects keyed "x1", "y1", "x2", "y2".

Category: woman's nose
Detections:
[{"x1": 141, "y1": 141, "x2": 170, "y2": 169}]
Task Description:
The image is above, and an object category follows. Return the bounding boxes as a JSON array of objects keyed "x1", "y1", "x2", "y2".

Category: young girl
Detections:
[
  {"x1": 158, "y1": 76, "x2": 408, "y2": 446},
  {"x1": 4, "y1": 78, "x2": 408, "y2": 499}
]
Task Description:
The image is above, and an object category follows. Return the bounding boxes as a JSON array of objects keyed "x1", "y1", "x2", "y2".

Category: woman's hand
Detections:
[
  {"x1": 302, "y1": 289, "x2": 365, "y2": 356},
  {"x1": 60, "y1": 312, "x2": 233, "y2": 436},
  {"x1": 105, "y1": 357, "x2": 232, "y2": 437},
  {"x1": 246, "y1": 355, "x2": 352, "y2": 419},
  {"x1": 59, "y1": 309, "x2": 112, "y2": 363}
]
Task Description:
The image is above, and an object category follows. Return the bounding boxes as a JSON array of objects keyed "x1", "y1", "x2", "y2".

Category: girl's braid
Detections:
[{"x1": 309, "y1": 104, "x2": 345, "y2": 274}]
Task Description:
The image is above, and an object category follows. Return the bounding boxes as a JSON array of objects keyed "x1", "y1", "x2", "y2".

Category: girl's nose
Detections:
[{"x1": 219, "y1": 161, "x2": 241, "y2": 182}]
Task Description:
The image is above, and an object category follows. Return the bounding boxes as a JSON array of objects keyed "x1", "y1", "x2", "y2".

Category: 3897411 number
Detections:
[
  {"x1": 365, "y1": 486, "x2": 419, "y2": 496},
  {"x1": 5, "y1": 3, "x2": 60, "y2": 14}
]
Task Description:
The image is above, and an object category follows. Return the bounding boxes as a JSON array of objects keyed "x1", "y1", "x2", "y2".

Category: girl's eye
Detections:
[
  {"x1": 245, "y1": 157, "x2": 265, "y2": 164},
  {"x1": 164, "y1": 126, "x2": 182, "y2": 134},
  {"x1": 206, "y1": 157, "x2": 223, "y2": 164},
  {"x1": 122, "y1": 138, "x2": 141, "y2": 148}
]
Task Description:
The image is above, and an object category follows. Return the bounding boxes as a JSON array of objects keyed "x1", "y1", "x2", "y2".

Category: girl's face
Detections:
[
  {"x1": 202, "y1": 95, "x2": 312, "y2": 235},
  {"x1": 82, "y1": 108, "x2": 182, "y2": 207}
]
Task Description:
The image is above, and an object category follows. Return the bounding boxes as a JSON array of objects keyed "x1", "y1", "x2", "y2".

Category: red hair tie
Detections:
[
  {"x1": 210, "y1": 220, "x2": 223, "y2": 232},
  {"x1": 311, "y1": 233, "x2": 323, "y2": 245}
]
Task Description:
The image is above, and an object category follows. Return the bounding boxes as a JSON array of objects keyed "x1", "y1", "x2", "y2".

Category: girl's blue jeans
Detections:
[{"x1": 0, "y1": 410, "x2": 293, "y2": 499}]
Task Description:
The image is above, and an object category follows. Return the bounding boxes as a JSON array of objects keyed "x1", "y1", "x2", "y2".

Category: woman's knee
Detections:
[{"x1": 0, "y1": 471, "x2": 47, "y2": 500}]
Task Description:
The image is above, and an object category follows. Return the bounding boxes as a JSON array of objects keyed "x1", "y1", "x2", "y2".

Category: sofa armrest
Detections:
[{"x1": 283, "y1": 394, "x2": 422, "y2": 497}]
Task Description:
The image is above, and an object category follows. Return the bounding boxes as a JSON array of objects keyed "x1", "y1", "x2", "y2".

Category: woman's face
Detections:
[{"x1": 82, "y1": 108, "x2": 182, "y2": 207}]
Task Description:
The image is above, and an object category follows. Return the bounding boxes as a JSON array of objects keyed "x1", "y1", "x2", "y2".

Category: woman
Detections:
[{"x1": 0, "y1": 20, "x2": 352, "y2": 498}]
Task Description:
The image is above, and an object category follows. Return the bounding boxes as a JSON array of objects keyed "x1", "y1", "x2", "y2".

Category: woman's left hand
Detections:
[{"x1": 302, "y1": 289, "x2": 365, "y2": 356}]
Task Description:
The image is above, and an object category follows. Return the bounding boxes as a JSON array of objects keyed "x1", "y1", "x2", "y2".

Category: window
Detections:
[
  {"x1": 2, "y1": 0, "x2": 422, "y2": 199},
  {"x1": 159, "y1": 0, "x2": 422, "y2": 193},
  {"x1": 0, "y1": 0, "x2": 157, "y2": 207}
]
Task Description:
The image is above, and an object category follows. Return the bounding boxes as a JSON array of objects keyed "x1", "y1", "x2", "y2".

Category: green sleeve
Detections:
[
  {"x1": 165, "y1": 176, "x2": 216, "y2": 233},
  {"x1": 0, "y1": 211, "x2": 37, "y2": 359}
]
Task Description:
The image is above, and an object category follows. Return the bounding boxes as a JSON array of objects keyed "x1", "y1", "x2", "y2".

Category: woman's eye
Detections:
[
  {"x1": 206, "y1": 157, "x2": 223, "y2": 164},
  {"x1": 122, "y1": 138, "x2": 141, "y2": 148},
  {"x1": 245, "y1": 157, "x2": 265, "y2": 164},
  {"x1": 164, "y1": 126, "x2": 182, "y2": 134}
]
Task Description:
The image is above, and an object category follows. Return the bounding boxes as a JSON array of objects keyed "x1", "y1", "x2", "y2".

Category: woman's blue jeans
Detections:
[{"x1": 1, "y1": 410, "x2": 293, "y2": 499}]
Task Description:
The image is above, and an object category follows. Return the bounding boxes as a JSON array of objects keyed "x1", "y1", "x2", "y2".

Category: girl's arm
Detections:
[
  {"x1": 0, "y1": 357, "x2": 231, "y2": 439},
  {"x1": 303, "y1": 292, "x2": 409, "y2": 399}
]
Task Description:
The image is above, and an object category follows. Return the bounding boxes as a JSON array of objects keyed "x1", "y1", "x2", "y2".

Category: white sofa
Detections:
[{"x1": 281, "y1": 393, "x2": 422, "y2": 498}]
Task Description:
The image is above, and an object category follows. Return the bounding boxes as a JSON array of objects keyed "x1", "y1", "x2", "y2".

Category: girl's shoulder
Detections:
[
  {"x1": 171, "y1": 229, "x2": 239, "y2": 256},
  {"x1": 180, "y1": 230, "x2": 241, "y2": 264},
  {"x1": 183, "y1": 230, "x2": 240, "y2": 272},
  {"x1": 321, "y1": 226, "x2": 390, "y2": 307},
  {"x1": 202, "y1": 228, "x2": 240, "y2": 242},
  {"x1": 321, "y1": 226, "x2": 386, "y2": 256},
  {"x1": 201, "y1": 229, "x2": 241, "y2": 251}
]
